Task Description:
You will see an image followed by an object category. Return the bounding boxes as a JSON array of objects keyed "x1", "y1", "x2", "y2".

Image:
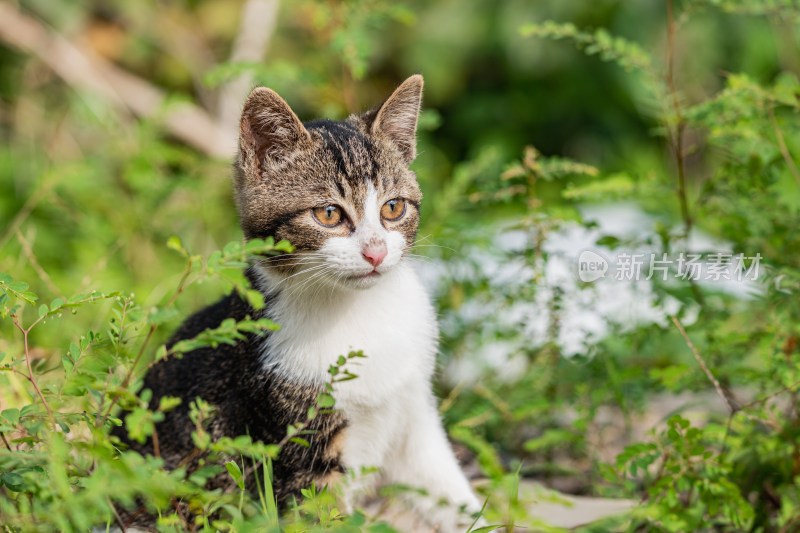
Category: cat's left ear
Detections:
[
  {"x1": 365, "y1": 74, "x2": 423, "y2": 164},
  {"x1": 239, "y1": 87, "x2": 311, "y2": 171}
]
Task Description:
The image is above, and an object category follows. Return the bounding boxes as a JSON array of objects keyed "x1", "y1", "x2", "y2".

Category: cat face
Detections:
[{"x1": 234, "y1": 76, "x2": 424, "y2": 290}]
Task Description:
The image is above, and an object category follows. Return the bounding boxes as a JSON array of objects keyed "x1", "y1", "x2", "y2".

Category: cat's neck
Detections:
[{"x1": 249, "y1": 261, "x2": 438, "y2": 403}]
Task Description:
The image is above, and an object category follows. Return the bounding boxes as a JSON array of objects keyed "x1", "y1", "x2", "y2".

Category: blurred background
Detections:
[{"x1": 2, "y1": 0, "x2": 800, "y2": 530}]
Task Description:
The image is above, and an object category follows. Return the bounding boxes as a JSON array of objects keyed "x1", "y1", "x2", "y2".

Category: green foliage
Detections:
[
  {"x1": 0, "y1": 238, "x2": 407, "y2": 531},
  {"x1": 606, "y1": 415, "x2": 755, "y2": 531},
  {"x1": 3, "y1": 0, "x2": 800, "y2": 531},
  {"x1": 520, "y1": 22, "x2": 653, "y2": 74}
]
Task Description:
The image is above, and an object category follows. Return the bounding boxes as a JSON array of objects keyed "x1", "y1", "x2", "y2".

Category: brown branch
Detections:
[
  {"x1": 670, "y1": 316, "x2": 735, "y2": 414},
  {"x1": 0, "y1": 431, "x2": 11, "y2": 451},
  {"x1": 106, "y1": 496, "x2": 128, "y2": 533},
  {"x1": 741, "y1": 376, "x2": 800, "y2": 411},
  {"x1": 665, "y1": 0, "x2": 692, "y2": 238},
  {"x1": 0, "y1": 2, "x2": 231, "y2": 158},
  {"x1": 671, "y1": 316, "x2": 780, "y2": 429},
  {"x1": 10, "y1": 315, "x2": 55, "y2": 425},
  {"x1": 664, "y1": 1, "x2": 705, "y2": 306},
  {"x1": 152, "y1": 426, "x2": 161, "y2": 459}
]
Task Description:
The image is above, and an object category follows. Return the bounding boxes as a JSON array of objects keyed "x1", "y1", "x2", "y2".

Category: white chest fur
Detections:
[
  {"x1": 256, "y1": 262, "x2": 438, "y2": 411},
  {"x1": 254, "y1": 262, "x2": 481, "y2": 531}
]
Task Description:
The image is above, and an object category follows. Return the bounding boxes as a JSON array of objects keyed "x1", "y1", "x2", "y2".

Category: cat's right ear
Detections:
[{"x1": 239, "y1": 87, "x2": 311, "y2": 171}]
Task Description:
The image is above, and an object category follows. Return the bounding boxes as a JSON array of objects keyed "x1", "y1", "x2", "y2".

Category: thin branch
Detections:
[
  {"x1": 101, "y1": 266, "x2": 193, "y2": 424},
  {"x1": 96, "y1": 296, "x2": 133, "y2": 427},
  {"x1": 0, "y1": 2, "x2": 231, "y2": 157},
  {"x1": 670, "y1": 316, "x2": 735, "y2": 414},
  {"x1": 10, "y1": 315, "x2": 54, "y2": 425},
  {"x1": 666, "y1": 0, "x2": 692, "y2": 238},
  {"x1": 671, "y1": 316, "x2": 780, "y2": 429},
  {"x1": 0, "y1": 431, "x2": 11, "y2": 451},
  {"x1": 741, "y1": 376, "x2": 800, "y2": 410},
  {"x1": 664, "y1": 0, "x2": 705, "y2": 306},
  {"x1": 106, "y1": 495, "x2": 128, "y2": 533}
]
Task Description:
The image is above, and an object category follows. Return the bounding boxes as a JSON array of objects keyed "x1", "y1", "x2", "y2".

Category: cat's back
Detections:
[{"x1": 144, "y1": 290, "x2": 257, "y2": 402}]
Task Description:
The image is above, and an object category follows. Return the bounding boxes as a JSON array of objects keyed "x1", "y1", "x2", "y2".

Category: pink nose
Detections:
[{"x1": 362, "y1": 245, "x2": 387, "y2": 268}]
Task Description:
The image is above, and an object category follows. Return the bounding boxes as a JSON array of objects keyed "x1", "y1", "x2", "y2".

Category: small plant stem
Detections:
[
  {"x1": 101, "y1": 266, "x2": 193, "y2": 424},
  {"x1": 670, "y1": 316, "x2": 734, "y2": 414},
  {"x1": 0, "y1": 431, "x2": 11, "y2": 451},
  {"x1": 106, "y1": 496, "x2": 128, "y2": 533},
  {"x1": 23, "y1": 329, "x2": 54, "y2": 424},
  {"x1": 740, "y1": 376, "x2": 800, "y2": 410},
  {"x1": 671, "y1": 316, "x2": 779, "y2": 429},
  {"x1": 152, "y1": 426, "x2": 161, "y2": 458},
  {"x1": 665, "y1": 0, "x2": 692, "y2": 238},
  {"x1": 11, "y1": 315, "x2": 54, "y2": 426},
  {"x1": 96, "y1": 297, "x2": 132, "y2": 427},
  {"x1": 665, "y1": 0, "x2": 706, "y2": 307}
]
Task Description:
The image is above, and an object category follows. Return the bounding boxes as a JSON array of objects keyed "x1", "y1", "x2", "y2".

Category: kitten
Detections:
[{"x1": 121, "y1": 75, "x2": 483, "y2": 531}]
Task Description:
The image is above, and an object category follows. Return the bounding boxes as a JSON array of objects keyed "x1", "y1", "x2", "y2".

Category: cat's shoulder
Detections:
[{"x1": 167, "y1": 270, "x2": 264, "y2": 347}]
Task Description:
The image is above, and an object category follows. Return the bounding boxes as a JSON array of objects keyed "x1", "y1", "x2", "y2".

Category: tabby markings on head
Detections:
[{"x1": 234, "y1": 75, "x2": 424, "y2": 290}]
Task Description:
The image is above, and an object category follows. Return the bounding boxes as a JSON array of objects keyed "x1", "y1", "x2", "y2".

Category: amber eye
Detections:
[
  {"x1": 312, "y1": 205, "x2": 343, "y2": 227},
  {"x1": 381, "y1": 199, "x2": 406, "y2": 221}
]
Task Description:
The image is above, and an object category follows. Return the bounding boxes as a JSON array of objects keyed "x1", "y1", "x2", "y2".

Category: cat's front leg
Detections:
[{"x1": 382, "y1": 391, "x2": 487, "y2": 532}]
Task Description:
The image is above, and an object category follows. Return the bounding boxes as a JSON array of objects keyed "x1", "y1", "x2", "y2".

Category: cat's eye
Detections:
[
  {"x1": 381, "y1": 199, "x2": 406, "y2": 222},
  {"x1": 312, "y1": 205, "x2": 343, "y2": 227}
]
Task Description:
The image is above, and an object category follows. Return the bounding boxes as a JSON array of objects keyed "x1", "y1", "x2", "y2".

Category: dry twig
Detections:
[
  {"x1": 670, "y1": 315, "x2": 735, "y2": 414},
  {"x1": 671, "y1": 315, "x2": 781, "y2": 430},
  {"x1": 0, "y1": 2, "x2": 230, "y2": 157}
]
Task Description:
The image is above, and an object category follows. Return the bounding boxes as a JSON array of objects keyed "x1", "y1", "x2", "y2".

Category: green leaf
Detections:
[
  {"x1": 289, "y1": 437, "x2": 310, "y2": 447},
  {"x1": 6, "y1": 281, "x2": 29, "y2": 292},
  {"x1": 223, "y1": 241, "x2": 242, "y2": 256},
  {"x1": 68, "y1": 342, "x2": 80, "y2": 360},
  {"x1": 317, "y1": 393, "x2": 336, "y2": 408},
  {"x1": 38, "y1": 304, "x2": 49, "y2": 317},
  {"x1": 225, "y1": 460, "x2": 245, "y2": 490},
  {"x1": 158, "y1": 396, "x2": 182, "y2": 412},
  {"x1": 245, "y1": 289, "x2": 265, "y2": 310},
  {"x1": 469, "y1": 526, "x2": 504, "y2": 533},
  {"x1": 19, "y1": 292, "x2": 38, "y2": 304},
  {"x1": 1, "y1": 408, "x2": 20, "y2": 425},
  {"x1": 0, "y1": 472, "x2": 24, "y2": 492},
  {"x1": 225, "y1": 460, "x2": 243, "y2": 480},
  {"x1": 20, "y1": 404, "x2": 38, "y2": 418},
  {"x1": 166, "y1": 236, "x2": 186, "y2": 255},
  {"x1": 149, "y1": 307, "x2": 179, "y2": 325},
  {"x1": 50, "y1": 298, "x2": 64, "y2": 311},
  {"x1": 61, "y1": 355, "x2": 74, "y2": 373}
]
